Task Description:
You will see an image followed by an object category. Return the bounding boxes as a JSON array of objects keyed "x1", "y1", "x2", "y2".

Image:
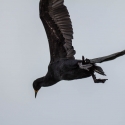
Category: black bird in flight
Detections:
[{"x1": 33, "y1": 0, "x2": 125, "y2": 98}]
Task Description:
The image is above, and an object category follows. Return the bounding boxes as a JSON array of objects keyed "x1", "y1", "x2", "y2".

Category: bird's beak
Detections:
[{"x1": 34, "y1": 90, "x2": 38, "y2": 98}]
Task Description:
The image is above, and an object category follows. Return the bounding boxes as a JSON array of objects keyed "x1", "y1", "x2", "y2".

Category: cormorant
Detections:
[{"x1": 33, "y1": 0, "x2": 125, "y2": 98}]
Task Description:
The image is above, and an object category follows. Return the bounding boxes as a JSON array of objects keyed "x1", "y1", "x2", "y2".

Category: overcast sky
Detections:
[{"x1": 0, "y1": 0, "x2": 125, "y2": 125}]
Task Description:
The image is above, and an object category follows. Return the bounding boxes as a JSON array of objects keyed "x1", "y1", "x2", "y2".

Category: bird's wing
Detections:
[
  {"x1": 89, "y1": 50, "x2": 125, "y2": 63},
  {"x1": 39, "y1": 0, "x2": 76, "y2": 63}
]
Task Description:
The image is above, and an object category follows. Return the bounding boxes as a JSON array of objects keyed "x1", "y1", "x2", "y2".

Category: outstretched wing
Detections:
[
  {"x1": 90, "y1": 50, "x2": 125, "y2": 63},
  {"x1": 39, "y1": 0, "x2": 76, "y2": 63}
]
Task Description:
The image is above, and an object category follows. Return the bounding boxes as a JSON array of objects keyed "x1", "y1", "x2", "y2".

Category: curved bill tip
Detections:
[{"x1": 35, "y1": 91, "x2": 38, "y2": 98}]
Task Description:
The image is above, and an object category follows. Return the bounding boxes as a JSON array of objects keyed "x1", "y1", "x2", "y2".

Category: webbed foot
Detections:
[
  {"x1": 94, "y1": 78, "x2": 108, "y2": 83},
  {"x1": 92, "y1": 73, "x2": 108, "y2": 83}
]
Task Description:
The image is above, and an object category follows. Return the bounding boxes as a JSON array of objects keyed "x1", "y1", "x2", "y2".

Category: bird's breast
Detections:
[{"x1": 49, "y1": 59, "x2": 91, "y2": 81}]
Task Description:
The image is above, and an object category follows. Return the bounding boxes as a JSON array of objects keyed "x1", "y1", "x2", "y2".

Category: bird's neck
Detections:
[
  {"x1": 35, "y1": 76, "x2": 45, "y2": 87},
  {"x1": 42, "y1": 73, "x2": 59, "y2": 87}
]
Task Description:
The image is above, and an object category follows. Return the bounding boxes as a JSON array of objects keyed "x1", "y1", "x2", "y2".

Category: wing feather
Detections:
[
  {"x1": 90, "y1": 50, "x2": 125, "y2": 63},
  {"x1": 39, "y1": 0, "x2": 75, "y2": 62}
]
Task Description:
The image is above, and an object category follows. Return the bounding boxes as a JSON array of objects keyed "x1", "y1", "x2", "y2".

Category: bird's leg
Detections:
[
  {"x1": 82, "y1": 56, "x2": 85, "y2": 64},
  {"x1": 78, "y1": 62, "x2": 92, "y2": 71},
  {"x1": 78, "y1": 56, "x2": 93, "y2": 71},
  {"x1": 91, "y1": 73, "x2": 108, "y2": 83}
]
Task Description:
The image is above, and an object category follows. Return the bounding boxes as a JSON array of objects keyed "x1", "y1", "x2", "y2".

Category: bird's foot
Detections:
[
  {"x1": 82, "y1": 56, "x2": 90, "y2": 64},
  {"x1": 94, "y1": 78, "x2": 108, "y2": 83},
  {"x1": 78, "y1": 62, "x2": 92, "y2": 71},
  {"x1": 92, "y1": 73, "x2": 108, "y2": 83}
]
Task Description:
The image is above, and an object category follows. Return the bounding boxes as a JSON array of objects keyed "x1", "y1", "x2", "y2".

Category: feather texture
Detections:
[
  {"x1": 39, "y1": 0, "x2": 75, "y2": 62},
  {"x1": 90, "y1": 50, "x2": 125, "y2": 63}
]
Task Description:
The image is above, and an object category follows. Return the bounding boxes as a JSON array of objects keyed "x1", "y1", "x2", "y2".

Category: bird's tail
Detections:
[{"x1": 93, "y1": 65, "x2": 106, "y2": 76}]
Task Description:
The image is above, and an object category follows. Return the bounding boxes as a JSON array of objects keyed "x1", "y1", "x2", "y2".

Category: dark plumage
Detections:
[{"x1": 33, "y1": 0, "x2": 125, "y2": 98}]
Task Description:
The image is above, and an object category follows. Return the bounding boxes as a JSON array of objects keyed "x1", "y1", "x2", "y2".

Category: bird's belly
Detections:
[
  {"x1": 50, "y1": 59, "x2": 91, "y2": 81},
  {"x1": 61, "y1": 68, "x2": 91, "y2": 80}
]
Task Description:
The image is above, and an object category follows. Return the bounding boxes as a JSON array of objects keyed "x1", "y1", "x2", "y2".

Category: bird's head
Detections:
[{"x1": 33, "y1": 77, "x2": 44, "y2": 98}]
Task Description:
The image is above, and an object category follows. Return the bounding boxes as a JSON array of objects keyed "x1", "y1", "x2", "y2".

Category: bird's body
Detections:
[
  {"x1": 33, "y1": 0, "x2": 125, "y2": 97},
  {"x1": 34, "y1": 58, "x2": 91, "y2": 88},
  {"x1": 44, "y1": 59, "x2": 91, "y2": 86}
]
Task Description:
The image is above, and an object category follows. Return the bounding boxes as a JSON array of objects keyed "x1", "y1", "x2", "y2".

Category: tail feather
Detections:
[{"x1": 94, "y1": 65, "x2": 106, "y2": 76}]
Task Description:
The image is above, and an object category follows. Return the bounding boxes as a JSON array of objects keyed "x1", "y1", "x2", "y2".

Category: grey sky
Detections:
[{"x1": 0, "y1": 0, "x2": 125, "y2": 125}]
